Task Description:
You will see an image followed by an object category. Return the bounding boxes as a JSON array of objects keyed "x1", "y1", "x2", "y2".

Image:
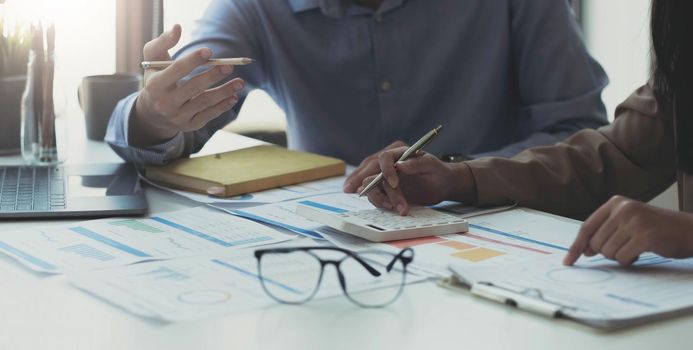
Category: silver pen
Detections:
[
  {"x1": 359, "y1": 125, "x2": 443, "y2": 197},
  {"x1": 140, "y1": 57, "x2": 255, "y2": 69}
]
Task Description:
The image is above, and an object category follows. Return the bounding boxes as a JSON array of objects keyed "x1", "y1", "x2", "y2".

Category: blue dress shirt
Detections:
[{"x1": 106, "y1": 0, "x2": 608, "y2": 166}]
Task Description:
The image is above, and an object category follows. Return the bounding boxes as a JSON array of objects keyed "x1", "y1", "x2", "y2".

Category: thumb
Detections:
[{"x1": 143, "y1": 24, "x2": 182, "y2": 61}]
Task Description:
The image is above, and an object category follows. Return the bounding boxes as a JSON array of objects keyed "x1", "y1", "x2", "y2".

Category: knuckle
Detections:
[
  {"x1": 378, "y1": 151, "x2": 389, "y2": 163},
  {"x1": 390, "y1": 140, "x2": 406, "y2": 148},
  {"x1": 610, "y1": 195, "x2": 625, "y2": 203}
]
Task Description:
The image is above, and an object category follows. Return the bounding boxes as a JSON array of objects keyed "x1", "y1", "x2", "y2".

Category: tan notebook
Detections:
[{"x1": 145, "y1": 145, "x2": 346, "y2": 197}]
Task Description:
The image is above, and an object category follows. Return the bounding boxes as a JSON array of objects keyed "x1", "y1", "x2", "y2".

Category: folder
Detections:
[{"x1": 145, "y1": 145, "x2": 346, "y2": 197}]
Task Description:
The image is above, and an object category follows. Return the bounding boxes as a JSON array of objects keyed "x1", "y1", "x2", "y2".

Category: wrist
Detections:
[
  {"x1": 131, "y1": 97, "x2": 178, "y2": 147},
  {"x1": 445, "y1": 162, "x2": 477, "y2": 204}
]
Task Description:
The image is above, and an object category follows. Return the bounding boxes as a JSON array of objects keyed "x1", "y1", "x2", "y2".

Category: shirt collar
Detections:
[
  {"x1": 287, "y1": 0, "x2": 405, "y2": 18},
  {"x1": 287, "y1": 0, "x2": 321, "y2": 13}
]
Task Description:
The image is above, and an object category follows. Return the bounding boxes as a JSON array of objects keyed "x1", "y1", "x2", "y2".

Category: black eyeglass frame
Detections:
[{"x1": 254, "y1": 246, "x2": 414, "y2": 308}]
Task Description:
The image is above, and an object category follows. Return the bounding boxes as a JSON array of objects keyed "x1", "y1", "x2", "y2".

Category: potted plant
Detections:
[{"x1": 0, "y1": 19, "x2": 30, "y2": 155}]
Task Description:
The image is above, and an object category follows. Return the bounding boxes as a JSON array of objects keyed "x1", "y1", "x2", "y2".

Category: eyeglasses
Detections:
[{"x1": 253, "y1": 246, "x2": 414, "y2": 308}]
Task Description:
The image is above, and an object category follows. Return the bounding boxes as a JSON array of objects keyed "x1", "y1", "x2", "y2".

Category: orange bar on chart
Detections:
[
  {"x1": 439, "y1": 241, "x2": 476, "y2": 251},
  {"x1": 387, "y1": 236, "x2": 445, "y2": 249},
  {"x1": 452, "y1": 248, "x2": 505, "y2": 262}
]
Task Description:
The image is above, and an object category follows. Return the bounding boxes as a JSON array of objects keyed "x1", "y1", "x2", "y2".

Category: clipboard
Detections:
[{"x1": 443, "y1": 256, "x2": 693, "y2": 330}]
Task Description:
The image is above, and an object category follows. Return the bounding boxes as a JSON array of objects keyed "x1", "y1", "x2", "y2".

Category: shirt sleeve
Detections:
[
  {"x1": 105, "y1": 92, "x2": 186, "y2": 164},
  {"x1": 105, "y1": 0, "x2": 265, "y2": 165},
  {"x1": 472, "y1": 0, "x2": 609, "y2": 158},
  {"x1": 465, "y1": 83, "x2": 677, "y2": 220}
]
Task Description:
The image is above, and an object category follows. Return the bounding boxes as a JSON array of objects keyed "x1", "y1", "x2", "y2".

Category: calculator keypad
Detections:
[{"x1": 340, "y1": 207, "x2": 464, "y2": 231}]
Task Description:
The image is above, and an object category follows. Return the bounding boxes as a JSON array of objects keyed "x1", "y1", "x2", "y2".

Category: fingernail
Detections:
[
  {"x1": 200, "y1": 48, "x2": 212, "y2": 59},
  {"x1": 233, "y1": 81, "x2": 244, "y2": 90},
  {"x1": 220, "y1": 65, "x2": 233, "y2": 74},
  {"x1": 228, "y1": 96, "x2": 238, "y2": 105},
  {"x1": 207, "y1": 186, "x2": 225, "y2": 196},
  {"x1": 383, "y1": 202, "x2": 393, "y2": 210}
]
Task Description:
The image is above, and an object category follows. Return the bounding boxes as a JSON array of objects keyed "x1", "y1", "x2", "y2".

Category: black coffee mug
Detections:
[{"x1": 79, "y1": 74, "x2": 141, "y2": 141}]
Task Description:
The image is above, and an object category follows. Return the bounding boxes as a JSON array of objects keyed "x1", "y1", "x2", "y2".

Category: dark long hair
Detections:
[{"x1": 651, "y1": 0, "x2": 693, "y2": 173}]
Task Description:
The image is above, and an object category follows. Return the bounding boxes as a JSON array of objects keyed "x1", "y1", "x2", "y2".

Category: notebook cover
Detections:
[{"x1": 145, "y1": 145, "x2": 345, "y2": 197}]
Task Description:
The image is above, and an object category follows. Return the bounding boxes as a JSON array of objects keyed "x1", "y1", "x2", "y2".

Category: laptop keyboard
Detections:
[{"x1": 0, "y1": 166, "x2": 66, "y2": 212}]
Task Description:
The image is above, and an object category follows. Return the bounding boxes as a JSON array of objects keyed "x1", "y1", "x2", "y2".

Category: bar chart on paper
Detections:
[
  {"x1": 58, "y1": 244, "x2": 116, "y2": 262},
  {"x1": 318, "y1": 208, "x2": 579, "y2": 276},
  {"x1": 0, "y1": 207, "x2": 293, "y2": 273}
]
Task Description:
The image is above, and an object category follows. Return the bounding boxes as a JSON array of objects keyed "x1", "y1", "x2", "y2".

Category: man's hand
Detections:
[
  {"x1": 564, "y1": 195, "x2": 693, "y2": 266},
  {"x1": 343, "y1": 141, "x2": 408, "y2": 193},
  {"x1": 130, "y1": 24, "x2": 246, "y2": 147},
  {"x1": 360, "y1": 146, "x2": 476, "y2": 215}
]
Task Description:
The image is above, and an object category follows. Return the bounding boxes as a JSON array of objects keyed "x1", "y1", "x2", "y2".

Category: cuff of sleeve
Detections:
[
  {"x1": 464, "y1": 158, "x2": 509, "y2": 206},
  {"x1": 105, "y1": 92, "x2": 186, "y2": 165}
]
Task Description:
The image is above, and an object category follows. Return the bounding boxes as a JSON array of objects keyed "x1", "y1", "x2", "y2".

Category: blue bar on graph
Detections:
[
  {"x1": 229, "y1": 210, "x2": 323, "y2": 239},
  {"x1": 69, "y1": 227, "x2": 151, "y2": 257},
  {"x1": 150, "y1": 216, "x2": 234, "y2": 247},
  {"x1": 298, "y1": 200, "x2": 348, "y2": 214},
  {"x1": 469, "y1": 224, "x2": 569, "y2": 251},
  {"x1": 59, "y1": 244, "x2": 115, "y2": 261},
  {"x1": 0, "y1": 241, "x2": 56, "y2": 270}
]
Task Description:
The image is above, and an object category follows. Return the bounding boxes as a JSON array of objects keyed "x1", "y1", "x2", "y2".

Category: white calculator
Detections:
[{"x1": 296, "y1": 202, "x2": 468, "y2": 242}]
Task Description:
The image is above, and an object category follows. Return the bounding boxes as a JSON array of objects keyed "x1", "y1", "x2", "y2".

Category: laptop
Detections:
[{"x1": 0, "y1": 163, "x2": 147, "y2": 218}]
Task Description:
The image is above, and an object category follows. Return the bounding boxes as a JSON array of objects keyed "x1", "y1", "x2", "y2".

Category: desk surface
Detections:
[{"x1": 0, "y1": 129, "x2": 690, "y2": 350}]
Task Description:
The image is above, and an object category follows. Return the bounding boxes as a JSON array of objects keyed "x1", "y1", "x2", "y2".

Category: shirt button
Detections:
[
  {"x1": 375, "y1": 14, "x2": 383, "y2": 22},
  {"x1": 381, "y1": 80, "x2": 391, "y2": 92}
]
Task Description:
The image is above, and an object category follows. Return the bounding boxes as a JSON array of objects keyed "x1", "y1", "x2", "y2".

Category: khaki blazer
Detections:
[{"x1": 466, "y1": 82, "x2": 691, "y2": 220}]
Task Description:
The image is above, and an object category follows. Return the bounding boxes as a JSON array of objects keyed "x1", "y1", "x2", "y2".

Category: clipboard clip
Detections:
[{"x1": 471, "y1": 282, "x2": 568, "y2": 318}]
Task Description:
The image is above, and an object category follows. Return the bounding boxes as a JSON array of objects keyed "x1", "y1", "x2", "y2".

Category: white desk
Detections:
[{"x1": 0, "y1": 130, "x2": 691, "y2": 350}]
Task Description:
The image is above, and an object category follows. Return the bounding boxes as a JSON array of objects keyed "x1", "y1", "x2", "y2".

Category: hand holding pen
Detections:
[
  {"x1": 356, "y1": 125, "x2": 479, "y2": 216},
  {"x1": 130, "y1": 24, "x2": 253, "y2": 148},
  {"x1": 359, "y1": 125, "x2": 442, "y2": 197}
]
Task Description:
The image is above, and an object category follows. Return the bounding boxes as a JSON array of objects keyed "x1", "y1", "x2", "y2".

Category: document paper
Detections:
[
  {"x1": 70, "y1": 248, "x2": 427, "y2": 322},
  {"x1": 0, "y1": 207, "x2": 293, "y2": 273},
  {"x1": 451, "y1": 254, "x2": 693, "y2": 328},
  {"x1": 220, "y1": 193, "x2": 375, "y2": 239},
  {"x1": 318, "y1": 208, "x2": 580, "y2": 276}
]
